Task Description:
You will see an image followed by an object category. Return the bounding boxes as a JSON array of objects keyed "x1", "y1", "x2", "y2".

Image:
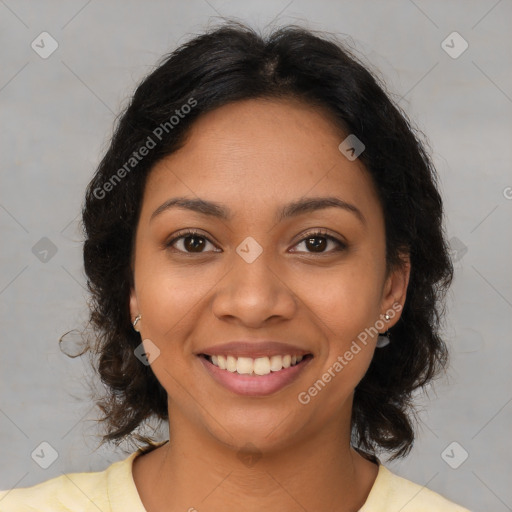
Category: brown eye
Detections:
[
  {"x1": 182, "y1": 234, "x2": 206, "y2": 252},
  {"x1": 292, "y1": 231, "x2": 346, "y2": 254},
  {"x1": 166, "y1": 230, "x2": 219, "y2": 254},
  {"x1": 306, "y1": 237, "x2": 327, "y2": 252}
]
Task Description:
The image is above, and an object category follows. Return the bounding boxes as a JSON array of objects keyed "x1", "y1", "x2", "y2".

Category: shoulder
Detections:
[
  {"x1": 360, "y1": 464, "x2": 472, "y2": 512},
  {"x1": 0, "y1": 470, "x2": 109, "y2": 512},
  {"x1": 0, "y1": 452, "x2": 139, "y2": 512}
]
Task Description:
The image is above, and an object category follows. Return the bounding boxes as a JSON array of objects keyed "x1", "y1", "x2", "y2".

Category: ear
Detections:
[
  {"x1": 129, "y1": 286, "x2": 140, "y2": 327},
  {"x1": 380, "y1": 252, "x2": 411, "y2": 329}
]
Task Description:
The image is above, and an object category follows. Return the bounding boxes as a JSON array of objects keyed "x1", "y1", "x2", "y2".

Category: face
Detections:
[{"x1": 130, "y1": 98, "x2": 410, "y2": 452}]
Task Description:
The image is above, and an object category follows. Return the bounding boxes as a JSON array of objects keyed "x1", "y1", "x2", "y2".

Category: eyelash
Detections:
[{"x1": 165, "y1": 228, "x2": 347, "y2": 255}]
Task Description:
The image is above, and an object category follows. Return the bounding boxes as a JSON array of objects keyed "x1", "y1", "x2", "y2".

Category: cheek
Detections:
[
  {"x1": 299, "y1": 257, "x2": 383, "y2": 337},
  {"x1": 295, "y1": 253, "x2": 383, "y2": 391},
  {"x1": 134, "y1": 255, "x2": 218, "y2": 347},
  {"x1": 134, "y1": 263, "x2": 215, "y2": 393}
]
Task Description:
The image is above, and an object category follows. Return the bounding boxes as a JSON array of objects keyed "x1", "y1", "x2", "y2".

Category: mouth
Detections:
[
  {"x1": 197, "y1": 353, "x2": 314, "y2": 396},
  {"x1": 200, "y1": 353, "x2": 312, "y2": 375}
]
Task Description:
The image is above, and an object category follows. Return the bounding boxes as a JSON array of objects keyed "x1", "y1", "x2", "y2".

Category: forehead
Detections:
[{"x1": 142, "y1": 98, "x2": 382, "y2": 226}]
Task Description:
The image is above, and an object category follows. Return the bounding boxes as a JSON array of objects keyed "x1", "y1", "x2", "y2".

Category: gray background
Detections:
[{"x1": 1, "y1": 1, "x2": 511, "y2": 510}]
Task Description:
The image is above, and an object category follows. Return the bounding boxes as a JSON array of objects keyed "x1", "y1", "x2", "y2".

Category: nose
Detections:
[{"x1": 211, "y1": 248, "x2": 297, "y2": 328}]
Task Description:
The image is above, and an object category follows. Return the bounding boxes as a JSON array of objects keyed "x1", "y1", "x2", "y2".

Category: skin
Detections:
[{"x1": 129, "y1": 97, "x2": 410, "y2": 512}]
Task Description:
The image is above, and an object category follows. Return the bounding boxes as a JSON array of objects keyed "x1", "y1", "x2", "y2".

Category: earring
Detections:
[
  {"x1": 376, "y1": 313, "x2": 391, "y2": 348},
  {"x1": 133, "y1": 314, "x2": 141, "y2": 331}
]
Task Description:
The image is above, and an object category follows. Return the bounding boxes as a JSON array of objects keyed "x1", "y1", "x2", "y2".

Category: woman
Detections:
[{"x1": 0, "y1": 22, "x2": 471, "y2": 511}]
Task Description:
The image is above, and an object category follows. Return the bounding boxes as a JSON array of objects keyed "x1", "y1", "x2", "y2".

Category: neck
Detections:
[{"x1": 133, "y1": 406, "x2": 379, "y2": 512}]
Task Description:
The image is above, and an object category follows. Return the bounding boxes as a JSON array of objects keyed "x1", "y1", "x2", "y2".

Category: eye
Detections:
[
  {"x1": 165, "y1": 229, "x2": 346, "y2": 255},
  {"x1": 165, "y1": 229, "x2": 220, "y2": 254},
  {"x1": 291, "y1": 230, "x2": 347, "y2": 254}
]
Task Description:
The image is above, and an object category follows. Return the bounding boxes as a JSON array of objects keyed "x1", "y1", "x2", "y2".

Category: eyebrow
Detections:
[{"x1": 150, "y1": 195, "x2": 366, "y2": 225}]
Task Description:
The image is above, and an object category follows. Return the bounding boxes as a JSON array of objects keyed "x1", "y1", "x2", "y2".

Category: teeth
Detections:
[
  {"x1": 253, "y1": 357, "x2": 270, "y2": 376},
  {"x1": 269, "y1": 355, "x2": 283, "y2": 371},
  {"x1": 236, "y1": 357, "x2": 253, "y2": 375},
  {"x1": 206, "y1": 354, "x2": 305, "y2": 375},
  {"x1": 226, "y1": 355, "x2": 237, "y2": 372}
]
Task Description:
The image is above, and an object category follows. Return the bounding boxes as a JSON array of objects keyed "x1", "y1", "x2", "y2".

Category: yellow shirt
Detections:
[{"x1": 0, "y1": 449, "x2": 471, "y2": 511}]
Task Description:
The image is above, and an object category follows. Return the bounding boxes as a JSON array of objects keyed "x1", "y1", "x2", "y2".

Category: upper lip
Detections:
[{"x1": 196, "y1": 341, "x2": 312, "y2": 358}]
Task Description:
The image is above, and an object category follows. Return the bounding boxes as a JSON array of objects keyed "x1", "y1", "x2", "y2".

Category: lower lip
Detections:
[{"x1": 198, "y1": 355, "x2": 313, "y2": 396}]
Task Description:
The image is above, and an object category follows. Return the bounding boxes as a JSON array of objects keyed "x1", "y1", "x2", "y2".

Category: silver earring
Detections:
[
  {"x1": 133, "y1": 314, "x2": 141, "y2": 330},
  {"x1": 376, "y1": 331, "x2": 390, "y2": 348},
  {"x1": 376, "y1": 313, "x2": 391, "y2": 347}
]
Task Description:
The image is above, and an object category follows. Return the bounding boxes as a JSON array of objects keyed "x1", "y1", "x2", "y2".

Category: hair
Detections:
[{"x1": 81, "y1": 21, "x2": 453, "y2": 460}]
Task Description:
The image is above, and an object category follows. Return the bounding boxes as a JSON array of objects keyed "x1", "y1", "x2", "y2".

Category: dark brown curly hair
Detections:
[{"x1": 80, "y1": 21, "x2": 453, "y2": 460}]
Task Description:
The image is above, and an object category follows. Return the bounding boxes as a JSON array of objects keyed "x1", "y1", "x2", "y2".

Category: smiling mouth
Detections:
[{"x1": 199, "y1": 353, "x2": 313, "y2": 376}]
